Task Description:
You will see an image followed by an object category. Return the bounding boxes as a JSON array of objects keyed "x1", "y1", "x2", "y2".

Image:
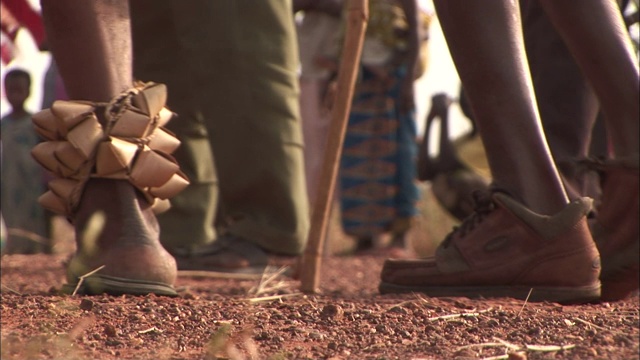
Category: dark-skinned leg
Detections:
[
  {"x1": 539, "y1": 0, "x2": 639, "y2": 157},
  {"x1": 379, "y1": 0, "x2": 600, "y2": 303},
  {"x1": 521, "y1": 0, "x2": 602, "y2": 202},
  {"x1": 41, "y1": 0, "x2": 132, "y2": 101},
  {"x1": 40, "y1": 0, "x2": 177, "y2": 295},
  {"x1": 433, "y1": 0, "x2": 569, "y2": 214},
  {"x1": 538, "y1": 0, "x2": 639, "y2": 301}
]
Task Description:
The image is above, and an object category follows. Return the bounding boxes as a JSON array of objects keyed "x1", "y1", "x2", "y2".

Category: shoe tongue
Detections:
[{"x1": 495, "y1": 193, "x2": 592, "y2": 240}]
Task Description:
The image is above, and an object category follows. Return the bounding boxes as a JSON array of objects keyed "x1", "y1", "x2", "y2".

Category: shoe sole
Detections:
[
  {"x1": 378, "y1": 282, "x2": 601, "y2": 304},
  {"x1": 62, "y1": 274, "x2": 178, "y2": 297}
]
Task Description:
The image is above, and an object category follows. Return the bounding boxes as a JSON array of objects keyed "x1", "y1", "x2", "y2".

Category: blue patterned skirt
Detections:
[{"x1": 339, "y1": 65, "x2": 420, "y2": 237}]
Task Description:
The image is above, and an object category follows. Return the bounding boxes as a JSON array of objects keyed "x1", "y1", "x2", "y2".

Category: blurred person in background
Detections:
[
  {"x1": 1, "y1": 68, "x2": 48, "y2": 254},
  {"x1": 1, "y1": 0, "x2": 45, "y2": 65},
  {"x1": 338, "y1": 0, "x2": 429, "y2": 256},
  {"x1": 294, "y1": 0, "x2": 343, "y2": 211}
]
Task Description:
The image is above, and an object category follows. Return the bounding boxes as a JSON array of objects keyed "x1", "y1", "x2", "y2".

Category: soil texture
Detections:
[{"x1": 1, "y1": 252, "x2": 638, "y2": 360}]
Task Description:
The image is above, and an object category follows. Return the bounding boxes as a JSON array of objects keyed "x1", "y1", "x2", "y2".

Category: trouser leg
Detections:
[
  {"x1": 130, "y1": 0, "x2": 218, "y2": 251},
  {"x1": 203, "y1": 0, "x2": 309, "y2": 255},
  {"x1": 131, "y1": 0, "x2": 309, "y2": 255}
]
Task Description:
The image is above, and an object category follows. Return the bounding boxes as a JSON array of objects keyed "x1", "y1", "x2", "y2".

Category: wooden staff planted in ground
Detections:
[{"x1": 299, "y1": 0, "x2": 369, "y2": 293}]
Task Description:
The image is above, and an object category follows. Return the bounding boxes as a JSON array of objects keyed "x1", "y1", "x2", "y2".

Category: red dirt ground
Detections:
[{"x1": 1, "y1": 251, "x2": 638, "y2": 360}]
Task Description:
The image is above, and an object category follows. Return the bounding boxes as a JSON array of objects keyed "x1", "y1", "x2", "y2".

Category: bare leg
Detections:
[
  {"x1": 538, "y1": 0, "x2": 639, "y2": 157},
  {"x1": 40, "y1": 0, "x2": 177, "y2": 295},
  {"x1": 41, "y1": 1, "x2": 132, "y2": 101},
  {"x1": 521, "y1": 0, "x2": 603, "y2": 202},
  {"x1": 433, "y1": 0, "x2": 568, "y2": 215}
]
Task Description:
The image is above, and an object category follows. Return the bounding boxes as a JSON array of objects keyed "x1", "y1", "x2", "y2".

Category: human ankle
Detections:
[{"x1": 69, "y1": 179, "x2": 176, "y2": 283}]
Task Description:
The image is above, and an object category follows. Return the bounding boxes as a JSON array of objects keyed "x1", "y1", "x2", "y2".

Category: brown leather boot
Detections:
[
  {"x1": 63, "y1": 179, "x2": 178, "y2": 296},
  {"x1": 588, "y1": 156, "x2": 639, "y2": 301},
  {"x1": 379, "y1": 191, "x2": 601, "y2": 304}
]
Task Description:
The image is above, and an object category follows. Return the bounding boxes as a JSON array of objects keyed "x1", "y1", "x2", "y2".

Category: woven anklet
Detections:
[{"x1": 31, "y1": 82, "x2": 189, "y2": 217}]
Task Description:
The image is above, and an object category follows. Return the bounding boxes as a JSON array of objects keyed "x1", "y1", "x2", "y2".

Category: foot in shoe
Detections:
[
  {"x1": 379, "y1": 190, "x2": 601, "y2": 304},
  {"x1": 171, "y1": 234, "x2": 271, "y2": 274},
  {"x1": 587, "y1": 156, "x2": 639, "y2": 301}
]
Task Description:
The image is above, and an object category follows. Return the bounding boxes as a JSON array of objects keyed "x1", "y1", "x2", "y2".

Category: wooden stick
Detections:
[{"x1": 299, "y1": 0, "x2": 369, "y2": 293}]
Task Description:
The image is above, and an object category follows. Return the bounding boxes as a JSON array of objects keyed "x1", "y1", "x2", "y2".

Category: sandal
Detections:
[{"x1": 62, "y1": 274, "x2": 178, "y2": 297}]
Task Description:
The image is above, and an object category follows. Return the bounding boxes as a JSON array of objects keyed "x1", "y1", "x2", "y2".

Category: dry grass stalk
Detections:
[
  {"x1": 178, "y1": 270, "x2": 264, "y2": 280},
  {"x1": 71, "y1": 264, "x2": 105, "y2": 296},
  {"x1": 138, "y1": 326, "x2": 163, "y2": 334},
  {"x1": 460, "y1": 337, "x2": 575, "y2": 359},
  {"x1": 247, "y1": 293, "x2": 302, "y2": 304},
  {"x1": 516, "y1": 288, "x2": 534, "y2": 318},
  {"x1": 457, "y1": 342, "x2": 511, "y2": 350},
  {"x1": 249, "y1": 266, "x2": 292, "y2": 296},
  {"x1": 493, "y1": 337, "x2": 520, "y2": 350},
  {"x1": 388, "y1": 299, "x2": 420, "y2": 310},
  {"x1": 250, "y1": 281, "x2": 291, "y2": 297},
  {"x1": 572, "y1": 316, "x2": 611, "y2": 331},
  {"x1": 428, "y1": 307, "x2": 492, "y2": 321},
  {"x1": 1, "y1": 284, "x2": 22, "y2": 295},
  {"x1": 525, "y1": 344, "x2": 575, "y2": 352},
  {"x1": 573, "y1": 317, "x2": 630, "y2": 336}
]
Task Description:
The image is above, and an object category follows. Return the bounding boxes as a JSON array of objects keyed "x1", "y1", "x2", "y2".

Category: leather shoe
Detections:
[{"x1": 379, "y1": 191, "x2": 601, "y2": 304}]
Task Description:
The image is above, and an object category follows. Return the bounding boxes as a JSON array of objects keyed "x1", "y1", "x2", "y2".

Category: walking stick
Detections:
[{"x1": 300, "y1": 0, "x2": 369, "y2": 293}]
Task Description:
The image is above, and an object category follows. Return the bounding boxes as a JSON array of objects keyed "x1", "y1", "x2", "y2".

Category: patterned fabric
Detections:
[
  {"x1": 367, "y1": 0, "x2": 409, "y2": 51},
  {"x1": 345, "y1": 0, "x2": 433, "y2": 72},
  {"x1": 1, "y1": 112, "x2": 47, "y2": 253},
  {"x1": 339, "y1": 65, "x2": 420, "y2": 237}
]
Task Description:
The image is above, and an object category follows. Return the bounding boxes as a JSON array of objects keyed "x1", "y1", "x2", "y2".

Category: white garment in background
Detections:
[
  {"x1": 297, "y1": 11, "x2": 342, "y2": 208},
  {"x1": 297, "y1": 11, "x2": 341, "y2": 80}
]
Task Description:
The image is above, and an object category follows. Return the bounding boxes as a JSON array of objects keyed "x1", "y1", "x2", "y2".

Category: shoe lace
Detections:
[{"x1": 442, "y1": 190, "x2": 496, "y2": 248}]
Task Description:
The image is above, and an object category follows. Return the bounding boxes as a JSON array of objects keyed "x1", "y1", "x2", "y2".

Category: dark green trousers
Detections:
[{"x1": 130, "y1": 0, "x2": 309, "y2": 255}]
